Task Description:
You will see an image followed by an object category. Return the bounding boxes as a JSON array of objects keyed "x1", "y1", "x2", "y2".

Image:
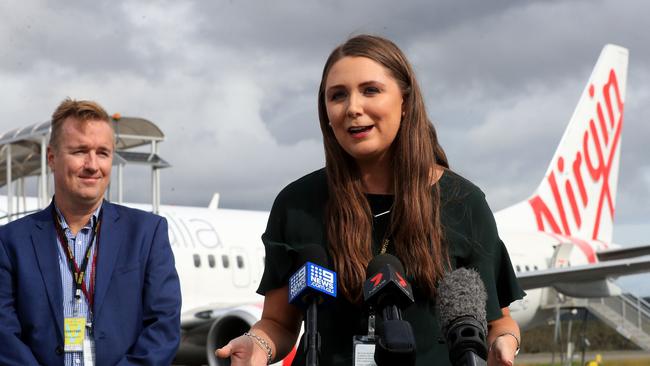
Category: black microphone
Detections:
[
  {"x1": 363, "y1": 254, "x2": 416, "y2": 366},
  {"x1": 288, "y1": 246, "x2": 337, "y2": 366},
  {"x1": 436, "y1": 268, "x2": 488, "y2": 366}
]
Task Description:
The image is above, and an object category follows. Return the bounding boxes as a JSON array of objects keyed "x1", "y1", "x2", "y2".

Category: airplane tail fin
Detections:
[{"x1": 499, "y1": 45, "x2": 628, "y2": 243}]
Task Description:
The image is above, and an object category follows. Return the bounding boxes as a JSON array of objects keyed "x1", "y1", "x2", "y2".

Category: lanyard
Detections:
[{"x1": 52, "y1": 206, "x2": 102, "y2": 311}]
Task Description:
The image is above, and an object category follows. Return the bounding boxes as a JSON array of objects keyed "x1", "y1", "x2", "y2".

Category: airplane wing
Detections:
[
  {"x1": 596, "y1": 244, "x2": 650, "y2": 261},
  {"x1": 517, "y1": 256, "x2": 650, "y2": 291}
]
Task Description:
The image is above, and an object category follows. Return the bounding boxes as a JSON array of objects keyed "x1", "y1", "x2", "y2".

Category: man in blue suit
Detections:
[{"x1": 0, "y1": 99, "x2": 182, "y2": 365}]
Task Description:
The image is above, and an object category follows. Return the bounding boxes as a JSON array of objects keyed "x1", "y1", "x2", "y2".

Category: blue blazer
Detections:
[{"x1": 0, "y1": 201, "x2": 181, "y2": 366}]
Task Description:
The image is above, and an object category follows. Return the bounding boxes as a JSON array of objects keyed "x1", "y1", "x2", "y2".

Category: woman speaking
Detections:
[{"x1": 217, "y1": 34, "x2": 525, "y2": 366}]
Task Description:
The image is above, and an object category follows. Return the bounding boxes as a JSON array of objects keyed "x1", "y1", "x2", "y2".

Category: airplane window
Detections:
[
  {"x1": 193, "y1": 254, "x2": 201, "y2": 268},
  {"x1": 525, "y1": 265, "x2": 530, "y2": 271},
  {"x1": 534, "y1": 265, "x2": 538, "y2": 270},
  {"x1": 208, "y1": 254, "x2": 216, "y2": 268},
  {"x1": 222, "y1": 255, "x2": 230, "y2": 268},
  {"x1": 515, "y1": 265, "x2": 521, "y2": 272},
  {"x1": 237, "y1": 255, "x2": 244, "y2": 269}
]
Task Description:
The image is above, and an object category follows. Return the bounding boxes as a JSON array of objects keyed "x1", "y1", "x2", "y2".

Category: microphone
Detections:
[
  {"x1": 363, "y1": 254, "x2": 416, "y2": 366},
  {"x1": 436, "y1": 268, "x2": 488, "y2": 366},
  {"x1": 288, "y1": 246, "x2": 337, "y2": 366}
]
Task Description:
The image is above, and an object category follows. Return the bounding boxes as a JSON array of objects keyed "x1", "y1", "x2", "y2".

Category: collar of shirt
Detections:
[{"x1": 54, "y1": 201, "x2": 103, "y2": 236}]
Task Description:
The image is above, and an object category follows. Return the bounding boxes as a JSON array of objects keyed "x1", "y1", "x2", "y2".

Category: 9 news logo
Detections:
[
  {"x1": 307, "y1": 263, "x2": 336, "y2": 296},
  {"x1": 288, "y1": 262, "x2": 337, "y2": 303},
  {"x1": 289, "y1": 266, "x2": 307, "y2": 301}
]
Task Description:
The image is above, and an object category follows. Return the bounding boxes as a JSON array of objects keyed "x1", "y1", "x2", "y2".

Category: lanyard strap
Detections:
[{"x1": 52, "y1": 206, "x2": 102, "y2": 310}]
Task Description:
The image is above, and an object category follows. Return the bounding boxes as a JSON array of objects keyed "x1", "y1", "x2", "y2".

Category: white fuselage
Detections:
[{"x1": 0, "y1": 195, "x2": 613, "y2": 330}]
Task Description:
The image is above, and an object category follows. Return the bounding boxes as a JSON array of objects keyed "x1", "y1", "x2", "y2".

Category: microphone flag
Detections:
[
  {"x1": 363, "y1": 261, "x2": 414, "y2": 309},
  {"x1": 289, "y1": 261, "x2": 337, "y2": 305}
]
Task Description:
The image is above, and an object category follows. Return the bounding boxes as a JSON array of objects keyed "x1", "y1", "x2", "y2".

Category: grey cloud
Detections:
[
  {"x1": 260, "y1": 84, "x2": 321, "y2": 145},
  {"x1": 0, "y1": 0, "x2": 141, "y2": 74},
  {"x1": 409, "y1": 0, "x2": 650, "y2": 97},
  {"x1": 0, "y1": 0, "x2": 648, "y2": 229}
]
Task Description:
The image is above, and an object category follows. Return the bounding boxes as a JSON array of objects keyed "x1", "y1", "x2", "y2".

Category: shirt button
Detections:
[{"x1": 75, "y1": 358, "x2": 81, "y2": 364}]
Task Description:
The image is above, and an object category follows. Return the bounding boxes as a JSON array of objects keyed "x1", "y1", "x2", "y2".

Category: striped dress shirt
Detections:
[{"x1": 55, "y1": 204, "x2": 101, "y2": 366}]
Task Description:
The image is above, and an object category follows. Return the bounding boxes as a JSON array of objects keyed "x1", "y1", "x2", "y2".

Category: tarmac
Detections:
[{"x1": 517, "y1": 350, "x2": 650, "y2": 364}]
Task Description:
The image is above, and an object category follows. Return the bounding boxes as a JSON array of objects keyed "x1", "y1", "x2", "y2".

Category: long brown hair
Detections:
[{"x1": 318, "y1": 35, "x2": 450, "y2": 304}]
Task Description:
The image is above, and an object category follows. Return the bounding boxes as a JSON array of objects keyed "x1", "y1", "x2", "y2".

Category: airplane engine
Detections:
[
  {"x1": 206, "y1": 305, "x2": 261, "y2": 366},
  {"x1": 175, "y1": 305, "x2": 262, "y2": 366}
]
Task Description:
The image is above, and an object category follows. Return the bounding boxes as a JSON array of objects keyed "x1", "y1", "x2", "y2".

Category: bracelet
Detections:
[
  {"x1": 244, "y1": 331, "x2": 273, "y2": 364},
  {"x1": 489, "y1": 332, "x2": 520, "y2": 356}
]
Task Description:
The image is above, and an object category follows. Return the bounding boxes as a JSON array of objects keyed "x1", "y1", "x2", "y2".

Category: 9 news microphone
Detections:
[
  {"x1": 363, "y1": 254, "x2": 416, "y2": 366},
  {"x1": 436, "y1": 268, "x2": 488, "y2": 366},
  {"x1": 288, "y1": 246, "x2": 337, "y2": 366}
]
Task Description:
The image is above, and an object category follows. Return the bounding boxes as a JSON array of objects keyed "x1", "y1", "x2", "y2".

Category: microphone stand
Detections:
[
  {"x1": 383, "y1": 305, "x2": 401, "y2": 320},
  {"x1": 447, "y1": 317, "x2": 487, "y2": 366},
  {"x1": 304, "y1": 299, "x2": 320, "y2": 366}
]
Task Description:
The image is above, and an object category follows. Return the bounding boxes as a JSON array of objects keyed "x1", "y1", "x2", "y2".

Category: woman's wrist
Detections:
[
  {"x1": 489, "y1": 331, "x2": 520, "y2": 356},
  {"x1": 244, "y1": 331, "x2": 273, "y2": 364}
]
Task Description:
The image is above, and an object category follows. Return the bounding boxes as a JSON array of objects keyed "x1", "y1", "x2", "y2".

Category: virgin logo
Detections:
[{"x1": 529, "y1": 69, "x2": 624, "y2": 242}]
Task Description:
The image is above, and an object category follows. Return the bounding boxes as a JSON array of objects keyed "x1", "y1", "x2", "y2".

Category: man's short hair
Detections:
[{"x1": 49, "y1": 98, "x2": 112, "y2": 149}]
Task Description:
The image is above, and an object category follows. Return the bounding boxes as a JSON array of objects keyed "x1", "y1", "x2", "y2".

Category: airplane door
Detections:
[
  {"x1": 253, "y1": 247, "x2": 266, "y2": 285},
  {"x1": 230, "y1": 246, "x2": 251, "y2": 288}
]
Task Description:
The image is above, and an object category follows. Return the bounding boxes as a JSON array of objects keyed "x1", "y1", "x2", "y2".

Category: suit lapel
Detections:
[
  {"x1": 93, "y1": 201, "x2": 122, "y2": 318},
  {"x1": 30, "y1": 204, "x2": 64, "y2": 337}
]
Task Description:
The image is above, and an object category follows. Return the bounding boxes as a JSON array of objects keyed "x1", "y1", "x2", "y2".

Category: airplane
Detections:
[
  {"x1": 1, "y1": 43, "x2": 649, "y2": 365},
  {"x1": 495, "y1": 43, "x2": 650, "y2": 328}
]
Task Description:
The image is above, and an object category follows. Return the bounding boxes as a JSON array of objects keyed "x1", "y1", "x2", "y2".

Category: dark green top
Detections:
[{"x1": 258, "y1": 168, "x2": 525, "y2": 366}]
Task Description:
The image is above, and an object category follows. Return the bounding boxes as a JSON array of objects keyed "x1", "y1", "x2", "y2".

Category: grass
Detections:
[{"x1": 519, "y1": 359, "x2": 650, "y2": 366}]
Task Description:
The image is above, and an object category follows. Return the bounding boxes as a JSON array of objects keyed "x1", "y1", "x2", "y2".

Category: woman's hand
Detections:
[
  {"x1": 487, "y1": 332, "x2": 518, "y2": 366},
  {"x1": 216, "y1": 286, "x2": 302, "y2": 365},
  {"x1": 487, "y1": 307, "x2": 520, "y2": 366},
  {"x1": 215, "y1": 334, "x2": 269, "y2": 366}
]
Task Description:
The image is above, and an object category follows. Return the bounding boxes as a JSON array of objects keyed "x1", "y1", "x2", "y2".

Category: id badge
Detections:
[
  {"x1": 64, "y1": 317, "x2": 86, "y2": 352},
  {"x1": 353, "y1": 335, "x2": 377, "y2": 366},
  {"x1": 83, "y1": 338, "x2": 95, "y2": 366}
]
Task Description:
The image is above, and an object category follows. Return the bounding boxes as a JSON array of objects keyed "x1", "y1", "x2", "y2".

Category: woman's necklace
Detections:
[
  {"x1": 372, "y1": 200, "x2": 390, "y2": 254},
  {"x1": 373, "y1": 210, "x2": 391, "y2": 218},
  {"x1": 373, "y1": 209, "x2": 391, "y2": 254},
  {"x1": 379, "y1": 238, "x2": 390, "y2": 254}
]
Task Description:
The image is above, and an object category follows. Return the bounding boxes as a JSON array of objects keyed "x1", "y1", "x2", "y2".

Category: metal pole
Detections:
[
  {"x1": 19, "y1": 177, "x2": 25, "y2": 215},
  {"x1": 580, "y1": 308, "x2": 588, "y2": 366},
  {"x1": 566, "y1": 317, "x2": 573, "y2": 366},
  {"x1": 47, "y1": 167, "x2": 51, "y2": 198},
  {"x1": 638, "y1": 295, "x2": 642, "y2": 329},
  {"x1": 151, "y1": 140, "x2": 159, "y2": 214},
  {"x1": 6, "y1": 144, "x2": 12, "y2": 222},
  {"x1": 118, "y1": 164, "x2": 123, "y2": 204},
  {"x1": 40, "y1": 137, "x2": 47, "y2": 208},
  {"x1": 156, "y1": 146, "x2": 160, "y2": 213},
  {"x1": 155, "y1": 168, "x2": 160, "y2": 214},
  {"x1": 552, "y1": 302, "x2": 561, "y2": 366},
  {"x1": 151, "y1": 168, "x2": 156, "y2": 212}
]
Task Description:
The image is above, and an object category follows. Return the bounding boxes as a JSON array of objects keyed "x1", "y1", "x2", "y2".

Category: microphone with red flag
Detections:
[
  {"x1": 363, "y1": 254, "x2": 416, "y2": 366},
  {"x1": 363, "y1": 254, "x2": 415, "y2": 312}
]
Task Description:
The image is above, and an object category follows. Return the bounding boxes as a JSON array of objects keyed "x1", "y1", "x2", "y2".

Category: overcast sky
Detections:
[{"x1": 2, "y1": 0, "x2": 649, "y2": 289}]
